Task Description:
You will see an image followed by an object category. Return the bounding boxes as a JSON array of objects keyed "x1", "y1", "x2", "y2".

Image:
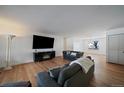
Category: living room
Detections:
[{"x1": 0, "y1": 5, "x2": 124, "y2": 89}]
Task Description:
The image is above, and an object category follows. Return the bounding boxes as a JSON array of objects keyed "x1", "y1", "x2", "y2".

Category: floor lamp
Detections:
[{"x1": 4, "y1": 34, "x2": 16, "y2": 70}]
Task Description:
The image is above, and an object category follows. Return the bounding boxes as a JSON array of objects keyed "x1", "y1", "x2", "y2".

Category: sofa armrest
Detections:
[{"x1": 63, "y1": 51, "x2": 66, "y2": 54}]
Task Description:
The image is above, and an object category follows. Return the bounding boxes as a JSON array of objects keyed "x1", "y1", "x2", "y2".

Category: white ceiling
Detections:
[{"x1": 0, "y1": 5, "x2": 124, "y2": 37}]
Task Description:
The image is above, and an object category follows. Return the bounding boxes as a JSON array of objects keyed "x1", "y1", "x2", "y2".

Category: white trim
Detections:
[{"x1": 107, "y1": 28, "x2": 124, "y2": 35}]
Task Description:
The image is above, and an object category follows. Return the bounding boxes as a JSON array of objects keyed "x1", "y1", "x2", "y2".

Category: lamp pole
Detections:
[{"x1": 4, "y1": 34, "x2": 16, "y2": 70}]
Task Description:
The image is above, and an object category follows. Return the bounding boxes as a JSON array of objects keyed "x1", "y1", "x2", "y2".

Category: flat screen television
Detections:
[{"x1": 33, "y1": 35, "x2": 54, "y2": 49}]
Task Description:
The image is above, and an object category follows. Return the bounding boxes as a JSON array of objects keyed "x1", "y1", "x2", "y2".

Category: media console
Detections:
[{"x1": 33, "y1": 51, "x2": 55, "y2": 62}]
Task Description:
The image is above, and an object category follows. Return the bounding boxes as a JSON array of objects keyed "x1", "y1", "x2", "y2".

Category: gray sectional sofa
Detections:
[{"x1": 37, "y1": 63, "x2": 94, "y2": 87}]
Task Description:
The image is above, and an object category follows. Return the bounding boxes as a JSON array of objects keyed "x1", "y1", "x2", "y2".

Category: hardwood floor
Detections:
[
  {"x1": 84, "y1": 53, "x2": 124, "y2": 87},
  {"x1": 0, "y1": 57, "x2": 68, "y2": 86},
  {"x1": 0, "y1": 54, "x2": 124, "y2": 87}
]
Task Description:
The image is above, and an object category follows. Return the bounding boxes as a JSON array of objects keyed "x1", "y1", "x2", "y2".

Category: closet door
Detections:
[
  {"x1": 108, "y1": 35, "x2": 119, "y2": 64},
  {"x1": 118, "y1": 34, "x2": 124, "y2": 65}
]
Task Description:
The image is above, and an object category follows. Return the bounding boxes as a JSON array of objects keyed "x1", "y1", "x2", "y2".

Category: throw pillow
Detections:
[{"x1": 70, "y1": 52, "x2": 77, "y2": 56}]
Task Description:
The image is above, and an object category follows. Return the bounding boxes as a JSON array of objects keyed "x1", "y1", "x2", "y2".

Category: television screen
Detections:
[{"x1": 33, "y1": 35, "x2": 54, "y2": 49}]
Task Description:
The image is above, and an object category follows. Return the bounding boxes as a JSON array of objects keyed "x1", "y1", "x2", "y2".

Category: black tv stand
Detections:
[{"x1": 33, "y1": 51, "x2": 55, "y2": 62}]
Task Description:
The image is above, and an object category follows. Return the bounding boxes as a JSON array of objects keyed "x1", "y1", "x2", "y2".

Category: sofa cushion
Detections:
[
  {"x1": 48, "y1": 64, "x2": 69, "y2": 81},
  {"x1": 57, "y1": 63, "x2": 81, "y2": 86},
  {"x1": 70, "y1": 52, "x2": 77, "y2": 56},
  {"x1": 37, "y1": 72, "x2": 60, "y2": 87},
  {"x1": 64, "y1": 70, "x2": 88, "y2": 87},
  {"x1": 66, "y1": 51, "x2": 71, "y2": 55}
]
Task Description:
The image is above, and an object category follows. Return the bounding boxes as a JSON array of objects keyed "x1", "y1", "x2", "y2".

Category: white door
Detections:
[
  {"x1": 108, "y1": 35, "x2": 119, "y2": 64},
  {"x1": 118, "y1": 34, "x2": 124, "y2": 65}
]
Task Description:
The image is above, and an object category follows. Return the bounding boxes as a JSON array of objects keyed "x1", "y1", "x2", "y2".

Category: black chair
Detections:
[{"x1": 63, "y1": 50, "x2": 84, "y2": 61}]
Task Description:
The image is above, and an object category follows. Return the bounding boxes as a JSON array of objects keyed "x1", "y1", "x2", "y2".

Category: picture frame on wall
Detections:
[{"x1": 88, "y1": 41, "x2": 99, "y2": 49}]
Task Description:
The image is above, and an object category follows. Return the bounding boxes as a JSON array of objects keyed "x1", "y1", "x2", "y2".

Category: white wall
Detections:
[
  {"x1": 0, "y1": 35, "x2": 6, "y2": 68},
  {"x1": 66, "y1": 36, "x2": 106, "y2": 55},
  {"x1": 66, "y1": 38, "x2": 73, "y2": 50},
  {"x1": 82, "y1": 37, "x2": 106, "y2": 55},
  {"x1": 73, "y1": 38, "x2": 83, "y2": 51},
  {"x1": 0, "y1": 16, "x2": 64, "y2": 67},
  {"x1": 0, "y1": 33, "x2": 64, "y2": 67}
]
